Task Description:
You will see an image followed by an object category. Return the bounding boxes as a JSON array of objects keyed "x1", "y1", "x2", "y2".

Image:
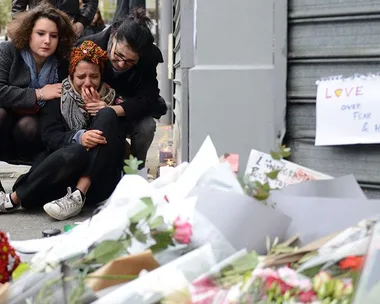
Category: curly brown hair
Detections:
[{"x1": 7, "y1": 2, "x2": 76, "y2": 60}]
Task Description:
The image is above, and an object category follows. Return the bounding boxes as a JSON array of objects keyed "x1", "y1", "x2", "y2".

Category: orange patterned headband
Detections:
[{"x1": 69, "y1": 40, "x2": 108, "y2": 75}]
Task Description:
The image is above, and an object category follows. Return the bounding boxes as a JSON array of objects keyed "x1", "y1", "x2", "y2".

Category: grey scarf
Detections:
[{"x1": 60, "y1": 78, "x2": 116, "y2": 131}]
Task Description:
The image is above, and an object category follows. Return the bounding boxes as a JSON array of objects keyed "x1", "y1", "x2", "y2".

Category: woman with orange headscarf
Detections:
[{"x1": 7, "y1": 41, "x2": 127, "y2": 220}]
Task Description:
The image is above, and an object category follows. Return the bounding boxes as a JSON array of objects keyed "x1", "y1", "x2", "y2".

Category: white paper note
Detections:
[{"x1": 316, "y1": 76, "x2": 380, "y2": 145}]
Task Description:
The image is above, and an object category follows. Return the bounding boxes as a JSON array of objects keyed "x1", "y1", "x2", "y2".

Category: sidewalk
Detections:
[{"x1": 0, "y1": 124, "x2": 172, "y2": 240}]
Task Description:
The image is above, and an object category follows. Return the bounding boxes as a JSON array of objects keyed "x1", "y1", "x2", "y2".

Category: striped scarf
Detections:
[{"x1": 60, "y1": 77, "x2": 116, "y2": 131}]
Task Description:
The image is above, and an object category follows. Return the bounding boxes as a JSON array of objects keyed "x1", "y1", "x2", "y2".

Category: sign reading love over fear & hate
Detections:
[{"x1": 316, "y1": 76, "x2": 380, "y2": 146}]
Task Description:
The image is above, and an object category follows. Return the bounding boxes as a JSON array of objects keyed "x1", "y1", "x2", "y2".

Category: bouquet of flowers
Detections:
[{"x1": 0, "y1": 231, "x2": 20, "y2": 284}]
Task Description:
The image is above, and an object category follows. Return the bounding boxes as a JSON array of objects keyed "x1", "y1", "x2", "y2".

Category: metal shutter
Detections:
[
  {"x1": 172, "y1": 0, "x2": 193, "y2": 163},
  {"x1": 286, "y1": 0, "x2": 380, "y2": 197}
]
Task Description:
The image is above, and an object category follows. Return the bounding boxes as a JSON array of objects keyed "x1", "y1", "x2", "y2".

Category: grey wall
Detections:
[{"x1": 188, "y1": 0, "x2": 287, "y2": 171}]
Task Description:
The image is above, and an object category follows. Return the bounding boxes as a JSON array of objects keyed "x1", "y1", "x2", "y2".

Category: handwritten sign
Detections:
[
  {"x1": 245, "y1": 149, "x2": 331, "y2": 189},
  {"x1": 316, "y1": 76, "x2": 380, "y2": 145}
]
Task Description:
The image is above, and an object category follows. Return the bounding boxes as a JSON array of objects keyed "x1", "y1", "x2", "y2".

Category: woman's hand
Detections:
[
  {"x1": 72, "y1": 22, "x2": 84, "y2": 38},
  {"x1": 86, "y1": 101, "x2": 107, "y2": 116},
  {"x1": 82, "y1": 87, "x2": 107, "y2": 116},
  {"x1": 82, "y1": 87, "x2": 100, "y2": 103},
  {"x1": 81, "y1": 130, "x2": 107, "y2": 149},
  {"x1": 37, "y1": 84, "x2": 62, "y2": 101}
]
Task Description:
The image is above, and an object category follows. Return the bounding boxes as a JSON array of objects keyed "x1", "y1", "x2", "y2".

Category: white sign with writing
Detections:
[
  {"x1": 316, "y1": 76, "x2": 380, "y2": 145},
  {"x1": 245, "y1": 149, "x2": 332, "y2": 189}
]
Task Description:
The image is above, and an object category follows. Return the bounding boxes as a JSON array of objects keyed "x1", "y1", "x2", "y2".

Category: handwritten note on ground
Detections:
[
  {"x1": 316, "y1": 76, "x2": 380, "y2": 145},
  {"x1": 245, "y1": 149, "x2": 331, "y2": 189}
]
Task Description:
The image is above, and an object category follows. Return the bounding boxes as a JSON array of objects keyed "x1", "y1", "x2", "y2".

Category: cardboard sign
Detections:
[
  {"x1": 85, "y1": 251, "x2": 160, "y2": 292},
  {"x1": 316, "y1": 76, "x2": 380, "y2": 145},
  {"x1": 244, "y1": 149, "x2": 331, "y2": 189}
]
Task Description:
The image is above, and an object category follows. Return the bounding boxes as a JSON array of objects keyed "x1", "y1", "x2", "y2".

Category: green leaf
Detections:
[
  {"x1": 86, "y1": 240, "x2": 125, "y2": 264},
  {"x1": 254, "y1": 188, "x2": 270, "y2": 201},
  {"x1": 266, "y1": 236, "x2": 271, "y2": 253},
  {"x1": 124, "y1": 155, "x2": 143, "y2": 175},
  {"x1": 12, "y1": 262, "x2": 31, "y2": 281},
  {"x1": 270, "y1": 151, "x2": 282, "y2": 160},
  {"x1": 262, "y1": 182, "x2": 271, "y2": 192},
  {"x1": 123, "y1": 166, "x2": 136, "y2": 175},
  {"x1": 134, "y1": 229, "x2": 147, "y2": 243},
  {"x1": 280, "y1": 146, "x2": 292, "y2": 158},
  {"x1": 150, "y1": 231, "x2": 175, "y2": 253},
  {"x1": 129, "y1": 197, "x2": 155, "y2": 223},
  {"x1": 141, "y1": 197, "x2": 154, "y2": 209},
  {"x1": 121, "y1": 238, "x2": 132, "y2": 249},
  {"x1": 266, "y1": 170, "x2": 281, "y2": 180},
  {"x1": 254, "y1": 181, "x2": 263, "y2": 188},
  {"x1": 149, "y1": 216, "x2": 164, "y2": 229}
]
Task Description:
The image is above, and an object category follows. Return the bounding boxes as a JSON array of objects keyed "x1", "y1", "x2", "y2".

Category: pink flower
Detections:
[
  {"x1": 297, "y1": 290, "x2": 317, "y2": 303},
  {"x1": 278, "y1": 267, "x2": 312, "y2": 291},
  {"x1": 252, "y1": 267, "x2": 279, "y2": 280},
  {"x1": 265, "y1": 277, "x2": 292, "y2": 294},
  {"x1": 313, "y1": 271, "x2": 332, "y2": 290},
  {"x1": 173, "y1": 217, "x2": 193, "y2": 244}
]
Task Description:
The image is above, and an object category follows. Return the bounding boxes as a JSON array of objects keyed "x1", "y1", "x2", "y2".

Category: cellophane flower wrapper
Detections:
[
  {"x1": 189, "y1": 250, "x2": 249, "y2": 303},
  {"x1": 93, "y1": 244, "x2": 216, "y2": 304}
]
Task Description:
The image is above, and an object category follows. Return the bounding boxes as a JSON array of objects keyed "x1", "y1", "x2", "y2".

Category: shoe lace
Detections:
[{"x1": 55, "y1": 187, "x2": 81, "y2": 210}]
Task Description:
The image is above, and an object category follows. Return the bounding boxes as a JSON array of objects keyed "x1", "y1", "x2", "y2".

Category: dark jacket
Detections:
[
  {"x1": 81, "y1": 24, "x2": 105, "y2": 38},
  {"x1": 11, "y1": 0, "x2": 98, "y2": 27},
  {"x1": 74, "y1": 27, "x2": 167, "y2": 122},
  {"x1": 0, "y1": 42, "x2": 37, "y2": 108},
  {"x1": 40, "y1": 98, "x2": 76, "y2": 152}
]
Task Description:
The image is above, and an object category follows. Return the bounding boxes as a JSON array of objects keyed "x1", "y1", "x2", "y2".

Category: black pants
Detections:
[
  {"x1": 0, "y1": 108, "x2": 44, "y2": 194},
  {"x1": 129, "y1": 116, "x2": 156, "y2": 169},
  {"x1": 13, "y1": 108, "x2": 125, "y2": 209},
  {"x1": 0, "y1": 108, "x2": 44, "y2": 163}
]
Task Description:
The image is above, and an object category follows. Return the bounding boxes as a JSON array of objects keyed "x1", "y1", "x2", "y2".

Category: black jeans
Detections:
[
  {"x1": 129, "y1": 116, "x2": 156, "y2": 169},
  {"x1": 13, "y1": 108, "x2": 125, "y2": 209},
  {"x1": 0, "y1": 108, "x2": 44, "y2": 163},
  {"x1": 0, "y1": 108, "x2": 44, "y2": 194}
]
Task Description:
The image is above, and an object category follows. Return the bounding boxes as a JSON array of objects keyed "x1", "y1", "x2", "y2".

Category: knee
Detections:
[
  {"x1": 97, "y1": 107, "x2": 117, "y2": 121},
  {"x1": 14, "y1": 116, "x2": 39, "y2": 140},
  {"x1": 133, "y1": 117, "x2": 156, "y2": 139},
  {"x1": 61, "y1": 144, "x2": 88, "y2": 165}
]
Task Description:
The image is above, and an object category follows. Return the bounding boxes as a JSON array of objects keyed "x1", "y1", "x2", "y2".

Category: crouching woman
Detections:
[{"x1": 2, "y1": 41, "x2": 127, "y2": 220}]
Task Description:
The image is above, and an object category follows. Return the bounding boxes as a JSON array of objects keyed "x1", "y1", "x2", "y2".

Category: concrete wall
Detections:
[{"x1": 188, "y1": 0, "x2": 287, "y2": 171}]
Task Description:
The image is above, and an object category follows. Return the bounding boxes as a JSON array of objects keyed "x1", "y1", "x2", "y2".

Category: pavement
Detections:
[{"x1": 0, "y1": 123, "x2": 172, "y2": 241}]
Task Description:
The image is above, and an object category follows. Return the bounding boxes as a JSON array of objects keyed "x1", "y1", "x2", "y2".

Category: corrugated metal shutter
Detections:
[
  {"x1": 172, "y1": 0, "x2": 192, "y2": 163},
  {"x1": 286, "y1": 0, "x2": 380, "y2": 197},
  {"x1": 172, "y1": 0, "x2": 183, "y2": 162}
]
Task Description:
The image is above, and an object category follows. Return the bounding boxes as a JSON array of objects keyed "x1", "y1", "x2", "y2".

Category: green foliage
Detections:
[
  {"x1": 213, "y1": 252, "x2": 259, "y2": 288},
  {"x1": 123, "y1": 155, "x2": 143, "y2": 175},
  {"x1": 241, "y1": 145, "x2": 291, "y2": 207},
  {"x1": 85, "y1": 240, "x2": 125, "y2": 264},
  {"x1": 130, "y1": 197, "x2": 155, "y2": 223},
  {"x1": 99, "y1": 0, "x2": 116, "y2": 24},
  {"x1": 0, "y1": 0, "x2": 11, "y2": 29},
  {"x1": 150, "y1": 230, "x2": 175, "y2": 253},
  {"x1": 12, "y1": 262, "x2": 30, "y2": 281}
]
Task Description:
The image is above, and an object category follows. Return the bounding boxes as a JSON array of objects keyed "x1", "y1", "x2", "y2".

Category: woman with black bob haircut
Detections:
[{"x1": 76, "y1": 7, "x2": 167, "y2": 171}]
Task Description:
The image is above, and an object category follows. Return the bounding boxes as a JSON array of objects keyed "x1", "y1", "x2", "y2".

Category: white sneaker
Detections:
[
  {"x1": 43, "y1": 188, "x2": 85, "y2": 220},
  {"x1": 0, "y1": 192, "x2": 20, "y2": 213}
]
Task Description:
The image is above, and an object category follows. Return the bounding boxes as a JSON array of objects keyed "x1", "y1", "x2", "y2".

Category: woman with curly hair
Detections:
[
  {"x1": 0, "y1": 2, "x2": 75, "y2": 195},
  {"x1": 2, "y1": 41, "x2": 127, "y2": 220}
]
